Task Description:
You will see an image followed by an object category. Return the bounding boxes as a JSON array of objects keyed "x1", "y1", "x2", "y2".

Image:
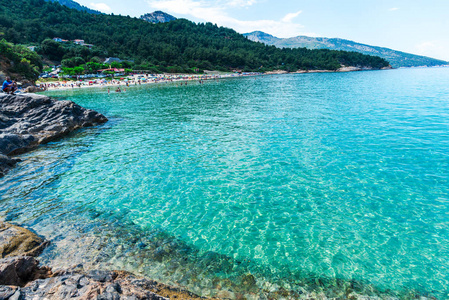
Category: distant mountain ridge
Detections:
[
  {"x1": 244, "y1": 31, "x2": 447, "y2": 68},
  {"x1": 45, "y1": 0, "x2": 101, "y2": 14},
  {"x1": 140, "y1": 11, "x2": 177, "y2": 24}
]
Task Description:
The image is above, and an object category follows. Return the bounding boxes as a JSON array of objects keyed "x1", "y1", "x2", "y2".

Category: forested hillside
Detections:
[
  {"x1": 0, "y1": 39, "x2": 42, "y2": 81},
  {"x1": 0, "y1": 0, "x2": 389, "y2": 73},
  {"x1": 45, "y1": 0, "x2": 101, "y2": 15}
]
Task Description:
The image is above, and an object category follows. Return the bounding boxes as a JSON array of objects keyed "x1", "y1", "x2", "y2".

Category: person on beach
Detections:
[
  {"x1": 2, "y1": 77, "x2": 18, "y2": 94},
  {"x1": 108, "y1": 88, "x2": 110, "y2": 95}
]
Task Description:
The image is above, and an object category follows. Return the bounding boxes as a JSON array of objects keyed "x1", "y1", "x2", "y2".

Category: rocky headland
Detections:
[{"x1": 0, "y1": 93, "x2": 108, "y2": 177}]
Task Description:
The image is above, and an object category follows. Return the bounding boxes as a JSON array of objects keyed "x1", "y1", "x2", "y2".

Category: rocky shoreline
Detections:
[
  {"x1": 0, "y1": 222, "x2": 213, "y2": 300},
  {"x1": 0, "y1": 93, "x2": 108, "y2": 177},
  {"x1": 0, "y1": 92, "x2": 435, "y2": 300},
  {"x1": 0, "y1": 93, "x2": 215, "y2": 299}
]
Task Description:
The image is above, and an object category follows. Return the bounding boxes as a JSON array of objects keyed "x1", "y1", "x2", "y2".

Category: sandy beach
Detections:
[{"x1": 38, "y1": 72, "x2": 261, "y2": 91}]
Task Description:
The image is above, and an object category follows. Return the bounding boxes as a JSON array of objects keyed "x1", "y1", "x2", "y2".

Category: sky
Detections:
[{"x1": 75, "y1": 0, "x2": 449, "y2": 61}]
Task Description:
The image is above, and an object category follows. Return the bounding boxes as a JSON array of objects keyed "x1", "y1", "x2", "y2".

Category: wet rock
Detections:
[
  {"x1": 0, "y1": 225, "x2": 209, "y2": 299},
  {"x1": 130, "y1": 278, "x2": 158, "y2": 290},
  {"x1": 97, "y1": 291, "x2": 121, "y2": 300},
  {"x1": 0, "y1": 154, "x2": 19, "y2": 177},
  {"x1": 199, "y1": 252, "x2": 234, "y2": 274},
  {"x1": 0, "y1": 222, "x2": 47, "y2": 258},
  {"x1": 241, "y1": 274, "x2": 256, "y2": 287},
  {"x1": 216, "y1": 289, "x2": 234, "y2": 299},
  {"x1": 0, "y1": 285, "x2": 17, "y2": 299},
  {"x1": 106, "y1": 282, "x2": 122, "y2": 293},
  {"x1": 0, "y1": 133, "x2": 35, "y2": 156},
  {"x1": 88, "y1": 270, "x2": 117, "y2": 283},
  {"x1": 0, "y1": 256, "x2": 40, "y2": 286},
  {"x1": 0, "y1": 93, "x2": 108, "y2": 176},
  {"x1": 14, "y1": 270, "x2": 176, "y2": 300},
  {"x1": 121, "y1": 296, "x2": 138, "y2": 300},
  {"x1": 9, "y1": 289, "x2": 21, "y2": 300}
]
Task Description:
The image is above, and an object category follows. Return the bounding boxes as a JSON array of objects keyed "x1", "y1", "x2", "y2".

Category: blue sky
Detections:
[{"x1": 75, "y1": 0, "x2": 449, "y2": 61}]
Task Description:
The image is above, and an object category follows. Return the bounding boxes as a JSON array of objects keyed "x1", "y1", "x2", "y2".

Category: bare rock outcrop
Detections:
[
  {"x1": 0, "y1": 223, "x2": 213, "y2": 299},
  {"x1": 0, "y1": 256, "x2": 51, "y2": 287},
  {"x1": 23, "y1": 86, "x2": 46, "y2": 93},
  {"x1": 0, "y1": 258, "x2": 214, "y2": 299},
  {"x1": 0, "y1": 222, "x2": 48, "y2": 258},
  {"x1": 0, "y1": 93, "x2": 108, "y2": 176},
  {"x1": 0, "y1": 259, "x2": 170, "y2": 300}
]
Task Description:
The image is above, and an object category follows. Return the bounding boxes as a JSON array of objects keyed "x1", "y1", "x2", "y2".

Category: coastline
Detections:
[
  {"x1": 0, "y1": 222, "x2": 215, "y2": 300},
  {"x1": 38, "y1": 73, "x2": 255, "y2": 92},
  {"x1": 37, "y1": 66, "x2": 392, "y2": 92},
  {"x1": 0, "y1": 93, "x2": 218, "y2": 299},
  {"x1": 0, "y1": 74, "x2": 440, "y2": 299},
  {"x1": 2, "y1": 68, "x2": 440, "y2": 299}
]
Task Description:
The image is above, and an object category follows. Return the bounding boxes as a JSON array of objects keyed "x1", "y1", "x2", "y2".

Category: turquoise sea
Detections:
[{"x1": 1, "y1": 68, "x2": 449, "y2": 299}]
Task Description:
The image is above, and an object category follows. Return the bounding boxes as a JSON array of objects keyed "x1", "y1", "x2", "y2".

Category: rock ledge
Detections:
[
  {"x1": 0, "y1": 222, "x2": 213, "y2": 300},
  {"x1": 0, "y1": 93, "x2": 108, "y2": 176}
]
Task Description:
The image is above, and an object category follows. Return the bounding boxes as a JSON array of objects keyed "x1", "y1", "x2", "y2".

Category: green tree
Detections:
[{"x1": 39, "y1": 39, "x2": 64, "y2": 61}]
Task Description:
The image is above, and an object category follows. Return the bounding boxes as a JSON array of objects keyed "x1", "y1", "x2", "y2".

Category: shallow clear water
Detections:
[{"x1": 1, "y1": 68, "x2": 449, "y2": 299}]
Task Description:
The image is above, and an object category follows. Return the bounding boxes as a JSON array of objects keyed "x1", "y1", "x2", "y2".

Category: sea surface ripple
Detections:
[{"x1": 1, "y1": 68, "x2": 449, "y2": 299}]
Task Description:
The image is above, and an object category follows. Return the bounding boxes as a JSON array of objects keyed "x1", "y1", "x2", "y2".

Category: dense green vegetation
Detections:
[
  {"x1": 0, "y1": 0, "x2": 389, "y2": 74},
  {"x1": 45, "y1": 0, "x2": 101, "y2": 15},
  {"x1": 0, "y1": 39, "x2": 43, "y2": 80}
]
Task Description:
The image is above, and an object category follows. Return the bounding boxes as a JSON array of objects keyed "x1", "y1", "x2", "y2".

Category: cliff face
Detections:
[
  {"x1": 140, "y1": 11, "x2": 177, "y2": 24},
  {"x1": 0, "y1": 93, "x2": 108, "y2": 176}
]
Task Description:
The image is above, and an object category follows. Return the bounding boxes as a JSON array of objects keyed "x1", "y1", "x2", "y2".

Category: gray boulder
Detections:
[
  {"x1": 0, "y1": 223, "x2": 200, "y2": 299},
  {"x1": 0, "y1": 93, "x2": 108, "y2": 176},
  {"x1": 0, "y1": 256, "x2": 41, "y2": 286}
]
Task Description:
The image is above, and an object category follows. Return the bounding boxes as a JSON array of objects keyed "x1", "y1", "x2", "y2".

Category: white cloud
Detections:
[
  {"x1": 282, "y1": 10, "x2": 302, "y2": 23},
  {"x1": 225, "y1": 0, "x2": 258, "y2": 7},
  {"x1": 89, "y1": 2, "x2": 112, "y2": 12},
  {"x1": 388, "y1": 7, "x2": 399, "y2": 11},
  {"x1": 148, "y1": 0, "x2": 307, "y2": 38},
  {"x1": 148, "y1": 0, "x2": 204, "y2": 15}
]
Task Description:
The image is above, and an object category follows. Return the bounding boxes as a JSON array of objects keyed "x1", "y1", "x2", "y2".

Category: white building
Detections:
[{"x1": 73, "y1": 39, "x2": 85, "y2": 45}]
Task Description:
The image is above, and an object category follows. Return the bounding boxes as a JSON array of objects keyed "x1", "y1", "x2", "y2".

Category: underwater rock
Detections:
[
  {"x1": 0, "y1": 154, "x2": 19, "y2": 177},
  {"x1": 0, "y1": 222, "x2": 48, "y2": 258}
]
